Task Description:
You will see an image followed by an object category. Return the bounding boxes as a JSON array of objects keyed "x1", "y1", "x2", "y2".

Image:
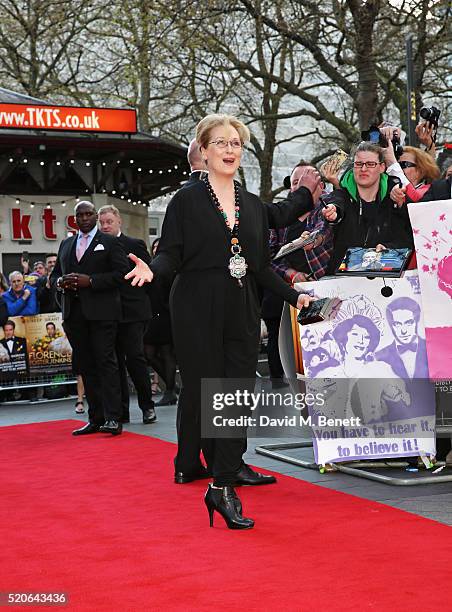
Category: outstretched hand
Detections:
[
  {"x1": 390, "y1": 185, "x2": 407, "y2": 207},
  {"x1": 320, "y1": 158, "x2": 341, "y2": 188},
  {"x1": 322, "y1": 203, "x2": 337, "y2": 222},
  {"x1": 125, "y1": 253, "x2": 154, "y2": 286},
  {"x1": 415, "y1": 121, "x2": 434, "y2": 148},
  {"x1": 297, "y1": 167, "x2": 322, "y2": 195},
  {"x1": 297, "y1": 294, "x2": 314, "y2": 310}
]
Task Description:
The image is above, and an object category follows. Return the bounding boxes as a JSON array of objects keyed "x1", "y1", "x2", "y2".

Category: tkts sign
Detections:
[
  {"x1": 7, "y1": 208, "x2": 77, "y2": 241},
  {"x1": 0, "y1": 103, "x2": 137, "y2": 133}
]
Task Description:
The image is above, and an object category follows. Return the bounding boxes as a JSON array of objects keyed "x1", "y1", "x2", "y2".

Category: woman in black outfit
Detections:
[{"x1": 127, "y1": 114, "x2": 311, "y2": 529}]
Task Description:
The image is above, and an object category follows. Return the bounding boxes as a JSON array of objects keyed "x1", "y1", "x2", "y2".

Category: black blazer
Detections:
[
  {"x1": 183, "y1": 171, "x2": 314, "y2": 229},
  {"x1": 37, "y1": 276, "x2": 60, "y2": 314},
  {"x1": 182, "y1": 171, "x2": 206, "y2": 188},
  {"x1": 117, "y1": 233, "x2": 153, "y2": 322},
  {"x1": 51, "y1": 230, "x2": 129, "y2": 321},
  {"x1": 0, "y1": 336, "x2": 27, "y2": 357},
  {"x1": 421, "y1": 177, "x2": 452, "y2": 202}
]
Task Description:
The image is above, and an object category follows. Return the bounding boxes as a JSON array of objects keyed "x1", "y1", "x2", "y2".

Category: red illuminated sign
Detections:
[{"x1": 0, "y1": 103, "x2": 137, "y2": 133}]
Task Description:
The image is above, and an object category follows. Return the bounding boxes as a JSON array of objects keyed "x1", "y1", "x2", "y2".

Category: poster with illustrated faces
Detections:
[
  {"x1": 294, "y1": 272, "x2": 436, "y2": 464},
  {"x1": 408, "y1": 199, "x2": 452, "y2": 379}
]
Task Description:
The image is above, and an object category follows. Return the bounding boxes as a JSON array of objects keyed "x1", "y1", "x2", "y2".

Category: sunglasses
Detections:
[{"x1": 399, "y1": 161, "x2": 417, "y2": 169}]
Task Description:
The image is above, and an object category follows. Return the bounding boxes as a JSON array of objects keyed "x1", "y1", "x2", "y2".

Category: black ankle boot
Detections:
[{"x1": 204, "y1": 484, "x2": 254, "y2": 530}]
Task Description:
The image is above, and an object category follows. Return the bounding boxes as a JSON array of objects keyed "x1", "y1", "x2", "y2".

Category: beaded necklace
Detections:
[{"x1": 203, "y1": 176, "x2": 248, "y2": 286}]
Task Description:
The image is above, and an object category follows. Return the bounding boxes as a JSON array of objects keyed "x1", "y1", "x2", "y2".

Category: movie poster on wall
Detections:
[
  {"x1": 0, "y1": 316, "x2": 28, "y2": 377},
  {"x1": 408, "y1": 199, "x2": 452, "y2": 379},
  {"x1": 295, "y1": 272, "x2": 436, "y2": 465},
  {"x1": 0, "y1": 313, "x2": 72, "y2": 381},
  {"x1": 25, "y1": 313, "x2": 72, "y2": 375}
]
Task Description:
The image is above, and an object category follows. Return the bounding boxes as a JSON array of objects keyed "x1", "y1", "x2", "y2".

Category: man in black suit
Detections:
[
  {"x1": 51, "y1": 201, "x2": 130, "y2": 436},
  {"x1": 98, "y1": 205, "x2": 156, "y2": 425},
  {"x1": 37, "y1": 253, "x2": 59, "y2": 314},
  {"x1": 376, "y1": 297, "x2": 428, "y2": 380}
]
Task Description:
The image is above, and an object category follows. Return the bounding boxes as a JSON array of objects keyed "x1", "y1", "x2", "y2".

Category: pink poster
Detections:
[{"x1": 408, "y1": 199, "x2": 452, "y2": 379}]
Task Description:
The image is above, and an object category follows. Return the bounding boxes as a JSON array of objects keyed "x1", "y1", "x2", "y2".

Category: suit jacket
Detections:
[
  {"x1": 37, "y1": 276, "x2": 60, "y2": 314},
  {"x1": 117, "y1": 233, "x2": 153, "y2": 322},
  {"x1": 0, "y1": 336, "x2": 29, "y2": 372},
  {"x1": 421, "y1": 177, "x2": 452, "y2": 202},
  {"x1": 375, "y1": 338, "x2": 429, "y2": 379},
  {"x1": 51, "y1": 230, "x2": 129, "y2": 321},
  {"x1": 182, "y1": 171, "x2": 314, "y2": 229},
  {"x1": 0, "y1": 336, "x2": 27, "y2": 357},
  {"x1": 182, "y1": 171, "x2": 206, "y2": 188}
]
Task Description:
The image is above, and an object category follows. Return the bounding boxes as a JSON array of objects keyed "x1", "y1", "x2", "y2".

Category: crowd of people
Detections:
[
  {"x1": 0, "y1": 253, "x2": 58, "y2": 322},
  {"x1": 1, "y1": 112, "x2": 451, "y2": 530}
]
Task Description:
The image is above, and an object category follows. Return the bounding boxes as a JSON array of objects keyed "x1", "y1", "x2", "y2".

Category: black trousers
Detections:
[
  {"x1": 172, "y1": 271, "x2": 260, "y2": 486},
  {"x1": 116, "y1": 320, "x2": 154, "y2": 419},
  {"x1": 63, "y1": 300, "x2": 121, "y2": 424}
]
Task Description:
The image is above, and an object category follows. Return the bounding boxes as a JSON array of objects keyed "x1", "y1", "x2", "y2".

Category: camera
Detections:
[
  {"x1": 361, "y1": 125, "x2": 404, "y2": 159},
  {"x1": 419, "y1": 105, "x2": 440, "y2": 129}
]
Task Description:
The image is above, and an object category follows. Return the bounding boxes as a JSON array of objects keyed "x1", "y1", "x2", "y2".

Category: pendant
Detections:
[{"x1": 228, "y1": 254, "x2": 248, "y2": 279}]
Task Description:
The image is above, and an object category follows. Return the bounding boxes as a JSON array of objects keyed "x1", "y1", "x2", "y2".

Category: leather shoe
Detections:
[
  {"x1": 142, "y1": 408, "x2": 157, "y2": 424},
  {"x1": 72, "y1": 423, "x2": 100, "y2": 436},
  {"x1": 175, "y1": 466, "x2": 211, "y2": 484},
  {"x1": 99, "y1": 420, "x2": 122, "y2": 435},
  {"x1": 233, "y1": 463, "x2": 276, "y2": 486}
]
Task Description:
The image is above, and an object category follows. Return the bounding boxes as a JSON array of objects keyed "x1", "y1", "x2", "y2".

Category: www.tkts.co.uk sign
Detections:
[
  {"x1": 5, "y1": 208, "x2": 77, "y2": 241},
  {"x1": 0, "y1": 103, "x2": 137, "y2": 133}
]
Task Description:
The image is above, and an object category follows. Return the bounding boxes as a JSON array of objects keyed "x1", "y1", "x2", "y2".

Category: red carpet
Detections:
[{"x1": 0, "y1": 420, "x2": 451, "y2": 611}]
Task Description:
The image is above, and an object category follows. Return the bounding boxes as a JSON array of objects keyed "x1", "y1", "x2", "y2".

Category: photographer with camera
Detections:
[
  {"x1": 380, "y1": 123, "x2": 440, "y2": 205},
  {"x1": 386, "y1": 147, "x2": 440, "y2": 206},
  {"x1": 321, "y1": 142, "x2": 413, "y2": 275}
]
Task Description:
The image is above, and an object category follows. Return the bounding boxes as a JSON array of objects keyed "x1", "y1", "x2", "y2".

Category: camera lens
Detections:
[{"x1": 419, "y1": 106, "x2": 430, "y2": 120}]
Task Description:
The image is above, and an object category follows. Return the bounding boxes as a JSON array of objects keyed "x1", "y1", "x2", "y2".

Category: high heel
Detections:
[{"x1": 204, "y1": 484, "x2": 254, "y2": 530}]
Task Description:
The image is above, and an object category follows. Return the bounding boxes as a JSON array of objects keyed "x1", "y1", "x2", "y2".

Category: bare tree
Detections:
[{"x1": 0, "y1": 0, "x2": 105, "y2": 101}]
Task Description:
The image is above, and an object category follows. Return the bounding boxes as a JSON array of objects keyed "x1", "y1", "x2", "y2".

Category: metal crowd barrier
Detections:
[
  {"x1": 0, "y1": 373, "x2": 76, "y2": 391},
  {"x1": 255, "y1": 303, "x2": 452, "y2": 486},
  {"x1": 255, "y1": 382, "x2": 452, "y2": 486}
]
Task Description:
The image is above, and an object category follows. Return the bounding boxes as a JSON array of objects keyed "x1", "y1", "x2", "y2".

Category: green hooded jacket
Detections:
[{"x1": 339, "y1": 168, "x2": 389, "y2": 203}]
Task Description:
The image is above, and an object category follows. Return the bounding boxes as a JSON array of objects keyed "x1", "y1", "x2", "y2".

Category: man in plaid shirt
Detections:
[
  {"x1": 269, "y1": 163, "x2": 333, "y2": 284},
  {"x1": 262, "y1": 162, "x2": 333, "y2": 384}
]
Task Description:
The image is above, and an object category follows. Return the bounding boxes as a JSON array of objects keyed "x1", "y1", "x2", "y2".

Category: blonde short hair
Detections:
[
  {"x1": 196, "y1": 114, "x2": 250, "y2": 149},
  {"x1": 98, "y1": 204, "x2": 121, "y2": 218}
]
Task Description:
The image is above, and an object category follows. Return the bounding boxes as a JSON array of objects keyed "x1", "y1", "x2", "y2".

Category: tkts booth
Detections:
[{"x1": 0, "y1": 88, "x2": 189, "y2": 396}]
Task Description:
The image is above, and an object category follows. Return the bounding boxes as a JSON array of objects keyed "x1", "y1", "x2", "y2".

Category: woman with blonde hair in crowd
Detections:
[
  {"x1": 126, "y1": 113, "x2": 313, "y2": 530},
  {"x1": 385, "y1": 143, "x2": 440, "y2": 204}
]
